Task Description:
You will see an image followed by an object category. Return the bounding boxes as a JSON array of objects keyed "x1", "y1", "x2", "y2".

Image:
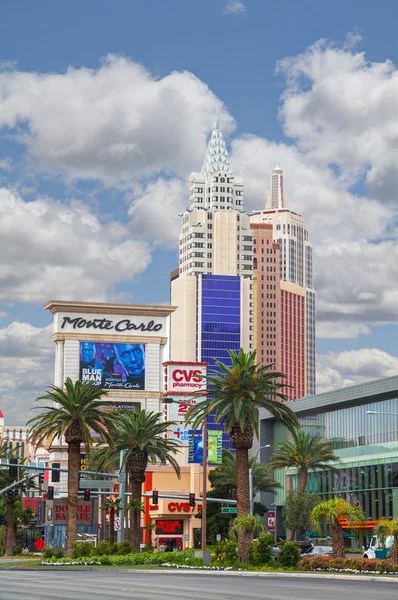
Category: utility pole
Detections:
[
  {"x1": 249, "y1": 468, "x2": 253, "y2": 516},
  {"x1": 201, "y1": 418, "x2": 208, "y2": 554}
]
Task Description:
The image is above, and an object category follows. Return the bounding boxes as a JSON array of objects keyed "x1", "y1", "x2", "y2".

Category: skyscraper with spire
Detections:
[
  {"x1": 251, "y1": 165, "x2": 316, "y2": 399},
  {"x1": 170, "y1": 119, "x2": 254, "y2": 447}
]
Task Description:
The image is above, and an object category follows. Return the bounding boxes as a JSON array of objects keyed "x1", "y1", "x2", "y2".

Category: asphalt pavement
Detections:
[{"x1": 0, "y1": 570, "x2": 397, "y2": 600}]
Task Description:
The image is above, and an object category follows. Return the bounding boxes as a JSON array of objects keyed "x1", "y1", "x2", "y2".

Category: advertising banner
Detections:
[
  {"x1": 168, "y1": 396, "x2": 198, "y2": 421},
  {"x1": 208, "y1": 430, "x2": 222, "y2": 465},
  {"x1": 164, "y1": 362, "x2": 207, "y2": 394},
  {"x1": 188, "y1": 430, "x2": 203, "y2": 463},
  {"x1": 169, "y1": 422, "x2": 190, "y2": 445},
  {"x1": 79, "y1": 342, "x2": 145, "y2": 390}
]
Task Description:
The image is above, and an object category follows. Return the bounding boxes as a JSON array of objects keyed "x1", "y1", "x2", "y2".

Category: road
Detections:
[{"x1": 0, "y1": 570, "x2": 397, "y2": 600}]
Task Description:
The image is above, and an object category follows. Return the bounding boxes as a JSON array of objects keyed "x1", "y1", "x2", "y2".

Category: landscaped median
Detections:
[{"x1": 299, "y1": 556, "x2": 398, "y2": 575}]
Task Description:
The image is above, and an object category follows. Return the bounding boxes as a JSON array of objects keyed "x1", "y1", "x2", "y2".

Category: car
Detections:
[
  {"x1": 304, "y1": 545, "x2": 333, "y2": 557},
  {"x1": 297, "y1": 541, "x2": 314, "y2": 555}
]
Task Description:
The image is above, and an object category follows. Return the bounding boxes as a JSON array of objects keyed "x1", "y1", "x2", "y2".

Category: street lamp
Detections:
[
  {"x1": 249, "y1": 445, "x2": 271, "y2": 516},
  {"x1": 163, "y1": 397, "x2": 208, "y2": 555}
]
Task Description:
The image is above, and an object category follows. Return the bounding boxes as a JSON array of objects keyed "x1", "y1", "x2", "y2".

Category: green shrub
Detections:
[
  {"x1": 116, "y1": 540, "x2": 133, "y2": 555},
  {"x1": 212, "y1": 540, "x2": 238, "y2": 563},
  {"x1": 0, "y1": 545, "x2": 4, "y2": 556},
  {"x1": 278, "y1": 542, "x2": 301, "y2": 568},
  {"x1": 71, "y1": 541, "x2": 93, "y2": 558},
  {"x1": 299, "y1": 556, "x2": 398, "y2": 573},
  {"x1": 43, "y1": 547, "x2": 54, "y2": 559},
  {"x1": 248, "y1": 533, "x2": 274, "y2": 567},
  {"x1": 92, "y1": 540, "x2": 114, "y2": 556},
  {"x1": 54, "y1": 548, "x2": 64, "y2": 559},
  {"x1": 12, "y1": 545, "x2": 22, "y2": 556}
]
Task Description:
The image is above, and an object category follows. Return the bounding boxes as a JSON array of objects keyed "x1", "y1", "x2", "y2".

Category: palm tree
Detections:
[
  {"x1": 144, "y1": 522, "x2": 156, "y2": 551},
  {"x1": 310, "y1": 497, "x2": 364, "y2": 558},
  {"x1": 28, "y1": 378, "x2": 117, "y2": 556},
  {"x1": 94, "y1": 408, "x2": 181, "y2": 552},
  {"x1": 209, "y1": 451, "x2": 281, "y2": 501},
  {"x1": 125, "y1": 499, "x2": 145, "y2": 543},
  {"x1": 186, "y1": 348, "x2": 298, "y2": 562},
  {"x1": 376, "y1": 519, "x2": 398, "y2": 564},
  {"x1": 100, "y1": 497, "x2": 121, "y2": 544},
  {"x1": 269, "y1": 429, "x2": 339, "y2": 495},
  {"x1": 229, "y1": 515, "x2": 266, "y2": 546}
]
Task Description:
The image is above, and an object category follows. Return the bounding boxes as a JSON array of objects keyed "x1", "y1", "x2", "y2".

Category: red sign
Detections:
[
  {"x1": 34, "y1": 538, "x2": 46, "y2": 551},
  {"x1": 155, "y1": 520, "x2": 183, "y2": 535},
  {"x1": 167, "y1": 501, "x2": 202, "y2": 513},
  {"x1": 164, "y1": 362, "x2": 207, "y2": 394},
  {"x1": 267, "y1": 511, "x2": 275, "y2": 532},
  {"x1": 54, "y1": 503, "x2": 92, "y2": 522}
]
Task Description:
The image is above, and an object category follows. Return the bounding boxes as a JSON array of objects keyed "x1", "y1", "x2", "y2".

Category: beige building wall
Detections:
[{"x1": 170, "y1": 275, "x2": 197, "y2": 362}]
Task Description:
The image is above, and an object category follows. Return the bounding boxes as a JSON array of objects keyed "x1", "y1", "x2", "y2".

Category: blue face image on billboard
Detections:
[{"x1": 79, "y1": 342, "x2": 145, "y2": 390}]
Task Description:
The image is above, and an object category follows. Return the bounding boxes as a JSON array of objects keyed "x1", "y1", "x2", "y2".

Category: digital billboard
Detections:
[{"x1": 79, "y1": 342, "x2": 145, "y2": 390}]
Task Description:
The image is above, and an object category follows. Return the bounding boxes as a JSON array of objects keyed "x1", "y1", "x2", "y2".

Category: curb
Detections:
[{"x1": 3, "y1": 567, "x2": 398, "y2": 582}]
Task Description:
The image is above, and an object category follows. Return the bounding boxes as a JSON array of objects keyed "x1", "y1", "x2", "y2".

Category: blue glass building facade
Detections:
[{"x1": 197, "y1": 274, "x2": 241, "y2": 448}]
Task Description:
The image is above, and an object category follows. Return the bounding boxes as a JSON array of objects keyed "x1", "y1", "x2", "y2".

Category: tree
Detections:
[
  {"x1": 376, "y1": 519, "x2": 398, "y2": 564},
  {"x1": 94, "y1": 408, "x2": 181, "y2": 552},
  {"x1": 269, "y1": 429, "x2": 339, "y2": 495},
  {"x1": 229, "y1": 515, "x2": 266, "y2": 545},
  {"x1": 28, "y1": 378, "x2": 117, "y2": 557},
  {"x1": 186, "y1": 348, "x2": 298, "y2": 562},
  {"x1": 209, "y1": 451, "x2": 280, "y2": 513},
  {"x1": 144, "y1": 523, "x2": 156, "y2": 551},
  {"x1": 100, "y1": 497, "x2": 121, "y2": 544},
  {"x1": 282, "y1": 491, "x2": 321, "y2": 541},
  {"x1": 310, "y1": 497, "x2": 364, "y2": 558}
]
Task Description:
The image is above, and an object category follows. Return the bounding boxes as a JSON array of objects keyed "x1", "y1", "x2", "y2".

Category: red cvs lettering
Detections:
[{"x1": 172, "y1": 369, "x2": 202, "y2": 383}]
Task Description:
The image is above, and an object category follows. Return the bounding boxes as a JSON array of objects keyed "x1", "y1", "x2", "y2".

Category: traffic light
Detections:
[
  {"x1": 47, "y1": 486, "x2": 54, "y2": 500},
  {"x1": 152, "y1": 490, "x2": 159, "y2": 505},
  {"x1": 84, "y1": 489, "x2": 91, "y2": 501},
  {"x1": 39, "y1": 473, "x2": 44, "y2": 486},
  {"x1": 27, "y1": 477, "x2": 34, "y2": 490},
  {"x1": 189, "y1": 493, "x2": 195, "y2": 507},
  {"x1": 51, "y1": 463, "x2": 60, "y2": 483},
  {"x1": 0, "y1": 514, "x2": 5, "y2": 526},
  {"x1": 8, "y1": 458, "x2": 18, "y2": 478}
]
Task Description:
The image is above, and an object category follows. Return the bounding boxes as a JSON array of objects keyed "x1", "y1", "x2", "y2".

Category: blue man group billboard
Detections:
[{"x1": 79, "y1": 341, "x2": 145, "y2": 390}]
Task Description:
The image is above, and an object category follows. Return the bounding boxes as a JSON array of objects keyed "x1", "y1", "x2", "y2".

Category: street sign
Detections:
[
  {"x1": 221, "y1": 507, "x2": 237, "y2": 514},
  {"x1": 78, "y1": 480, "x2": 114, "y2": 490},
  {"x1": 216, "y1": 534, "x2": 221, "y2": 542},
  {"x1": 182, "y1": 534, "x2": 189, "y2": 542},
  {"x1": 34, "y1": 538, "x2": 46, "y2": 551},
  {"x1": 114, "y1": 517, "x2": 121, "y2": 531}
]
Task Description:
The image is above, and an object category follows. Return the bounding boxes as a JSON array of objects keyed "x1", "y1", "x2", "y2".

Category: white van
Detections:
[{"x1": 363, "y1": 535, "x2": 393, "y2": 559}]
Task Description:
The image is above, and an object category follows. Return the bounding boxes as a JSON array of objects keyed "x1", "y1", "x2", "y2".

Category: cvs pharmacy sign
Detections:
[{"x1": 164, "y1": 362, "x2": 207, "y2": 394}]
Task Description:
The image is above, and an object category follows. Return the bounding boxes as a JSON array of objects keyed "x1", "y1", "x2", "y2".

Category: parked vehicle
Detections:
[
  {"x1": 297, "y1": 541, "x2": 314, "y2": 554},
  {"x1": 304, "y1": 545, "x2": 333, "y2": 557},
  {"x1": 363, "y1": 535, "x2": 393, "y2": 559}
]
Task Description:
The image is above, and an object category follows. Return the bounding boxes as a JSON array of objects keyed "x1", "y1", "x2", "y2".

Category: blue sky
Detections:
[{"x1": 1, "y1": 0, "x2": 398, "y2": 423}]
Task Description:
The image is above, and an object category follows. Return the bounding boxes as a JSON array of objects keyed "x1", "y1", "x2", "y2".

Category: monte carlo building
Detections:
[
  {"x1": 170, "y1": 118, "x2": 254, "y2": 444},
  {"x1": 250, "y1": 166, "x2": 316, "y2": 400}
]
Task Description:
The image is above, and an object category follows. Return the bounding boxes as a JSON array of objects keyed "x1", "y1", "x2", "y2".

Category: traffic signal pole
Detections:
[{"x1": 201, "y1": 418, "x2": 208, "y2": 554}]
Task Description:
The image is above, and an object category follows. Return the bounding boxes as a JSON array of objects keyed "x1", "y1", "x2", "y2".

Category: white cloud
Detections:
[
  {"x1": 0, "y1": 157, "x2": 12, "y2": 171},
  {"x1": 316, "y1": 322, "x2": 372, "y2": 340},
  {"x1": 0, "y1": 322, "x2": 54, "y2": 424},
  {"x1": 128, "y1": 178, "x2": 186, "y2": 248},
  {"x1": 223, "y1": 1, "x2": 246, "y2": 14},
  {"x1": 277, "y1": 37, "x2": 398, "y2": 204},
  {"x1": 0, "y1": 188, "x2": 151, "y2": 303},
  {"x1": 0, "y1": 55, "x2": 234, "y2": 184},
  {"x1": 317, "y1": 347, "x2": 398, "y2": 393}
]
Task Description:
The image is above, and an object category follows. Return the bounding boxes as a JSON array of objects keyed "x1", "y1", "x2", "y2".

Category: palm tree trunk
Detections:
[
  {"x1": 288, "y1": 528, "x2": 295, "y2": 541},
  {"x1": 66, "y1": 442, "x2": 81, "y2": 557},
  {"x1": 236, "y1": 448, "x2": 251, "y2": 562},
  {"x1": 390, "y1": 536, "x2": 398, "y2": 565},
  {"x1": 4, "y1": 499, "x2": 15, "y2": 556},
  {"x1": 101, "y1": 509, "x2": 106, "y2": 542},
  {"x1": 331, "y1": 521, "x2": 345, "y2": 558},
  {"x1": 298, "y1": 469, "x2": 308, "y2": 495},
  {"x1": 130, "y1": 479, "x2": 143, "y2": 553},
  {"x1": 109, "y1": 508, "x2": 115, "y2": 544}
]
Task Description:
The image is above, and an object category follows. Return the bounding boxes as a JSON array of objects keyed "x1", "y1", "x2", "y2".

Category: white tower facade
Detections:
[{"x1": 178, "y1": 119, "x2": 253, "y2": 278}]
